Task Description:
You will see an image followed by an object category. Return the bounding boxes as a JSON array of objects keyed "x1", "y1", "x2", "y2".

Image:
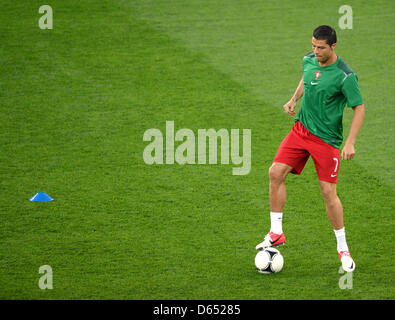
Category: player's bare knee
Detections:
[
  {"x1": 269, "y1": 163, "x2": 287, "y2": 183},
  {"x1": 320, "y1": 184, "x2": 337, "y2": 204}
]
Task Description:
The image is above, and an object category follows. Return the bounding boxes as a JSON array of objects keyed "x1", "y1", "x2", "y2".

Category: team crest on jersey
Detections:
[{"x1": 315, "y1": 70, "x2": 322, "y2": 80}]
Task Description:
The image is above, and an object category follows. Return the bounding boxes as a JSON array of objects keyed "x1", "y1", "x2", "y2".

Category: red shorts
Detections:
[{"x1": 274, "y1": 121, "x2": 340, "y2": 183}]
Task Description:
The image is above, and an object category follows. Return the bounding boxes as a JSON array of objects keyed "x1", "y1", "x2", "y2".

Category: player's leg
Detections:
[
  {"x1": 269, "y1": 162, "x2": 294, "y2": 213},
  {"x1": 308, "y1": 133, "x2": 355, "y2": 271},
  {"x1": 256, "y1": 125, "x2": 309, "y2": 250},
  {"x1": 319, "y1": 180, "x2": 343, "y2": 230},
  {"x1": 319, "y1": 180, "x2": 355, "y2": 271},
  {"x1": 256, "y1": 162, "x2": 292, "y2": 250},
  {"x1": 267, "y1": 162, "x2": 293, "y2": 242}
]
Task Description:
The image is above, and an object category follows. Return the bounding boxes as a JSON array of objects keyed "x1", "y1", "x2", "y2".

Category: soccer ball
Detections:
[{"x1": 255, "y1": 248, "x2": 284, "y2": 274}]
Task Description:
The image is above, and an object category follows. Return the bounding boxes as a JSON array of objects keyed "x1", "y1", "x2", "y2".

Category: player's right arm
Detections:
[{"x1": 283, "y1": 76, "x2": 304, "y2": 116}]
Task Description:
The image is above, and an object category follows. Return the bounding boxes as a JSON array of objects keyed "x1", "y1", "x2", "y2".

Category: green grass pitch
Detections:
[{"x1": 0, "y1": 0, "x2": 394, "y2": 299}]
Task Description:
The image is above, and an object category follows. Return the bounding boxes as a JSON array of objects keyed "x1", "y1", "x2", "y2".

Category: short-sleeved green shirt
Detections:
[{"x1": 295, "y1": 52, "x2": 364, "y2": 148}]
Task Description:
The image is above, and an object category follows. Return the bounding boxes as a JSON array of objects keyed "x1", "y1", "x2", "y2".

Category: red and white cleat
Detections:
[
  {"x1": 256, "y1": 232, "x2": 286, "y2": 250},
  {"x1": 339, "y1": 251, "x2": 356, "y2": 272}
]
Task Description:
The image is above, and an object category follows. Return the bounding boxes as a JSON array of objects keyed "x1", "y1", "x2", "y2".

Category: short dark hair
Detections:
[{"x1": 313, "y1": 25, "x2": 337, "y2": 46}]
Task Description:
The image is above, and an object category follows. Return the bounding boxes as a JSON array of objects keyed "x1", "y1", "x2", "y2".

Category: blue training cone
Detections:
[{"x1": 29, "y1": 192, "x2": 54, "y2": 202}]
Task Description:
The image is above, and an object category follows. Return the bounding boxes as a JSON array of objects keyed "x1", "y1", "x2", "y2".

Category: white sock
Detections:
[
  {"x1": 334, "y1": 227, "x2": 349, "y2": 252},
  {"x1": 270, "y1": 212, "x2": 283, "y2": 234}
]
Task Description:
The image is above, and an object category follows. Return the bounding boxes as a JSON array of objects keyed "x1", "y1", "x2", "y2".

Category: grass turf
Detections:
[{"x1": 0, "y1": 0, "x2": 394, "y2": 299}]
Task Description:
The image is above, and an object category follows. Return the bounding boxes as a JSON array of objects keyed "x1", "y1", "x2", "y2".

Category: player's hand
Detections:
[
  {"x1": 341, "y1": 143, "x2": 355, "y2": 160},
  {"x1": 283, "y1": 99, "x2": 296, "y2": 116}
]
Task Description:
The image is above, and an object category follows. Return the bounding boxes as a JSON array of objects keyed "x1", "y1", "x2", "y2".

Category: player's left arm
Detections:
[{"x1": 341, "y1": 104, "x2": 365, "y2": 160}]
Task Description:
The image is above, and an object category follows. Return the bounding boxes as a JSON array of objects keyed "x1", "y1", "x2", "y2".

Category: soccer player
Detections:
[{"x1": 256, "y1": 25, "x2": 365, "y2": 272}]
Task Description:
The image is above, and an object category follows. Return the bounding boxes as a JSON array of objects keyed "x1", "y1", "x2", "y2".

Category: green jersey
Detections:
[{"x1": 295, "y1": 52, "x2": 364, "y2": 148}]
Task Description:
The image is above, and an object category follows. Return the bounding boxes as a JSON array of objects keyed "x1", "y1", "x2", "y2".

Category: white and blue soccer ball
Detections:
[{"x1": 255, "y1": 247, "x2": 284, "y2": 274}]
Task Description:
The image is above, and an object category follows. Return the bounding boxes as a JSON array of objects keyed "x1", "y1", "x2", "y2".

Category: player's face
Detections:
[{"x1": 312, "y1": 37, "x2": 336, "y2": 64}]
